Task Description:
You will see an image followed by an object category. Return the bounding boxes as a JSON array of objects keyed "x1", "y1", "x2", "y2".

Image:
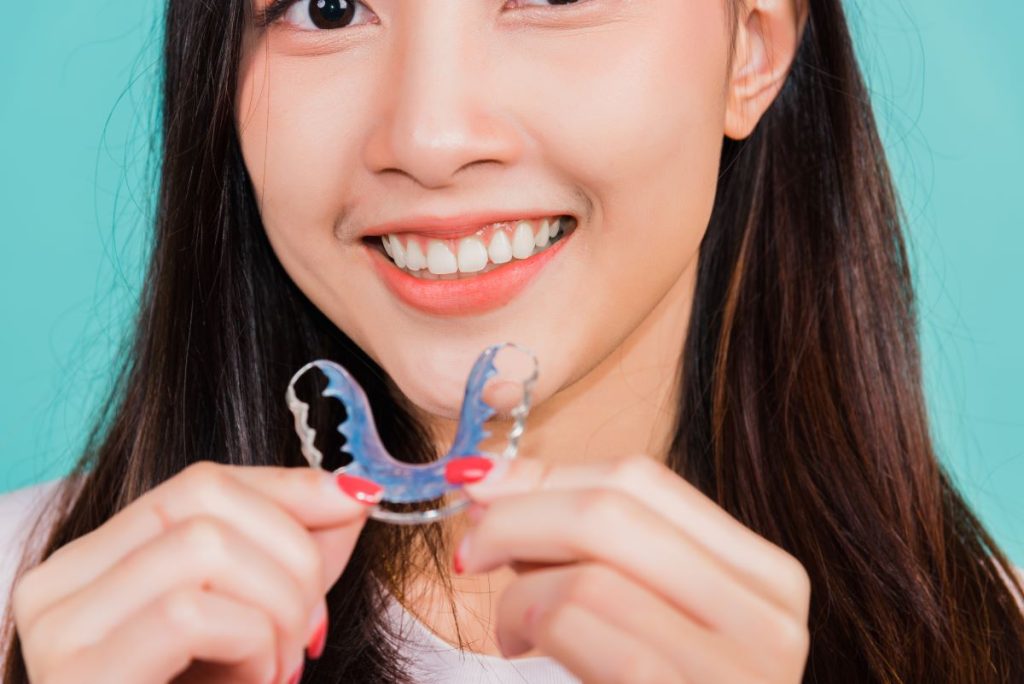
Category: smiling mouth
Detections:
[{"x1": 366, "y1": 215, "x2": 578, "y2": 280}]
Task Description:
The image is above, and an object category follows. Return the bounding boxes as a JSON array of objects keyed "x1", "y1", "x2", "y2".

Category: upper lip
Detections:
[{"x1": 361, "y1": 210, "x2": 569, "y2": 241}]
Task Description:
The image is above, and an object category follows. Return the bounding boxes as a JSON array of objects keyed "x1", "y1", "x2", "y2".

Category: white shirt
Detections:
[
  {"x1": 382, "y1": 592, "x2": 579, "y2": 683},
  {"x1": 0, "y1": 480, "x2": 579, "y2": 683}
]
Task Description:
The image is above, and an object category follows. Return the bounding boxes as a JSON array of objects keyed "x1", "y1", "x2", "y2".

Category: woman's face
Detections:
[{"x1": 236, "y1": 0, "x2": 733, "y2": 417}]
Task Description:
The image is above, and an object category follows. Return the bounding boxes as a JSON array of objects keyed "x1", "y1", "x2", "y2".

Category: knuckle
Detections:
[
  {"x1": 157, "y1": 589, "x2": 203, "y2": 633},
  {"x1": 573, "y1": 489, "x2": 628, "y2": 525},
  {"x1": 10, "y1": 568, "x2": 40, "y2": 624},
  {"x1": 180, "y1": 460, "x2": 222, "y2": 485},
  {"x1": 766, "y1": 549, "x2": 812, "y2": 616},
  {"x1": 762, "y1": 610, "x2": 809, "y2": 659},
  {"x1": 781, "y1": 619, "x2": 811, "y2": 658},
  {"x1": 564, "y1": 564, "x2": 617, "y2": 610},
  {"x1": 254, "y1": 612, "x2": 277, "y2": 650},
  {"x1": 608, "y1": 453, "x2": 660, "y2": 486},
  {"x1": 181, "y1": 463, "x2": 232, "y2": 505},
  {"x1": 258, "y1": 580, "x2": 307, "y2": 640},
  {"x1": 281, "y1": 594, "x2": 308, "y2": 638},
  {"x1": 22, "y1": 607, "x2": 68, "y2": 658},
  {"x1": 783, "y1": 556, "x2": 812, "y2": 602},
  {"x1": 190, "y1": 471, "x2": 232, "y2": 507},
  {"x1": 175, "y1": 517, "x2": 230, "y2": 567},
  {"x1": 292, "y1": 535, "x2": 325, "y2": 592}
]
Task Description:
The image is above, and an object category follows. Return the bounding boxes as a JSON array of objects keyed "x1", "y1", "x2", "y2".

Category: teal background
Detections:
[{"x1": 1, "y1": 2, "x2": 1021, "y2": 562}]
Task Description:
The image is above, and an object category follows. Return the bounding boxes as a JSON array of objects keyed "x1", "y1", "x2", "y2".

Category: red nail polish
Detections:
[
  {"x1": 306, "y1": 616, "x2": 328, "y2": 660},
  {"x1": 445, "y1": 456, "x2": 494, "y2": 485},
  {"x1": 453, "y1": 547, "x2": 464, "y2": 575},
  {"x1": 335, "y1": 474, "x2": 383, "y2": 504},
  {"x1": 287, "y1": 663, "x2": 304, "y2": 684}
]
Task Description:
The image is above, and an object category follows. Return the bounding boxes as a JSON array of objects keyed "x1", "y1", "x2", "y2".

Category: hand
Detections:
[
  {"x1": 456, "y1": 455, "x2": 811, "y2": 684},
  {"x1": 12, "y1": 462, "x2": 383, "y2": 684}
]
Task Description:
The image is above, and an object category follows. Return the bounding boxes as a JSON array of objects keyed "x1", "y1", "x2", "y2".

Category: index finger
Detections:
[
  {"x1": 18, "y1": 464, "x2": 378, "y2": 621},
  {"x1": 463, "y1": 455, "x2": 809, "y2": 618},
  {"x1": 224, "y1": 465, "x2": 382, "y2": 529}
]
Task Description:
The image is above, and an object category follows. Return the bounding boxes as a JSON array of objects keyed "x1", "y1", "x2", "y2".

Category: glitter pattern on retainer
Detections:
[{"x1": 285, "y1": 343, "x2": 539, "y2": 525}]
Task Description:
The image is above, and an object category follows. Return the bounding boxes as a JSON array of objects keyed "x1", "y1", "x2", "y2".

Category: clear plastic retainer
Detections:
[{"x1": 285, "y1": 343, "x2": 539, "y2": 525}]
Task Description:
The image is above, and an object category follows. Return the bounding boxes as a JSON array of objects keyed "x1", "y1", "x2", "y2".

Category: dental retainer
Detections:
[{"x1": 285, "y1": 343, "x2": 539, "y2": 525}]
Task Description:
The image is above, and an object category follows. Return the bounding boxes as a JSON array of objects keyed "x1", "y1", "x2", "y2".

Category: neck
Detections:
[{"x1": 513, "y1": 270, "x2": 694, "y2": 470}]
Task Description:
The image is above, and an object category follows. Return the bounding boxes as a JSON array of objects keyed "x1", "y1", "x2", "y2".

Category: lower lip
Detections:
[{"x1": 367, "y1": 231, "x2": 573, "y2": 317}]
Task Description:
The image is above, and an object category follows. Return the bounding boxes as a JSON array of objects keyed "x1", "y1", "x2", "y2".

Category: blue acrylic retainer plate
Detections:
[{"x1": 285, "y1": 343, "x2": 539, "y2": 525}]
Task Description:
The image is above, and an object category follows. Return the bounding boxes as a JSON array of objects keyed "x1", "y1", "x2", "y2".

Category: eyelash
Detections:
[
  {"x1": 254, "y1": 0, "x2": 590, "y2": 31},
  {"x1": 255, "y1": 0, "x2": 307, "y2": 28}
]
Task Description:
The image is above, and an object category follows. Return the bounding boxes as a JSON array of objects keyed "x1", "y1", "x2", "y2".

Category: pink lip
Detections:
[
  {"x1": 366, "y1": 229, "x2": 573, "y2": 317},
  {"x1": 362, "y1": 210, "x2": 568, "y2": 241}
]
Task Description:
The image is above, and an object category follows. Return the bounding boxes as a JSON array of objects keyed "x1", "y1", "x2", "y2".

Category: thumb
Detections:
[
  {"x1": 302, "y1": 474, "x2": 380, "y2": 660},
  {"x1": 312, "y1": 514, "x2": 371, "y2": 593},
  {"x1": 309, "y1": 473, "x2": 385, "y2": 590}
]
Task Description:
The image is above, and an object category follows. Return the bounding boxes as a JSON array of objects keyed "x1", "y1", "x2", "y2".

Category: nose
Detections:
[{"x1": 362, "y1": 7, "x2": 523, "y2": 190}]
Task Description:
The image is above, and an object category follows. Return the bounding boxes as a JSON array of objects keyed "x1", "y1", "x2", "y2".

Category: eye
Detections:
[
  {"x1": 511, "y1": 0, "x2": 587, "y2": 6},
  {"x1": 280, "y1": 0, "x2": 375, "y2": 31}
]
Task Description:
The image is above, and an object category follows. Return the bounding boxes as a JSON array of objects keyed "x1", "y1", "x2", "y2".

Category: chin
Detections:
[
  {"x1": 372, "y1": 331, "x2": 566, "y2": 421},
  {"x1": 391, "y1": 368, "x2": 468, "y2": 421}
]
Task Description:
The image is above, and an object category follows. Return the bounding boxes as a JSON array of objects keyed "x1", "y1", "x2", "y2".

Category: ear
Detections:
[{"x1": 724, "y1": 0, "x2": 809, "y2": 140}]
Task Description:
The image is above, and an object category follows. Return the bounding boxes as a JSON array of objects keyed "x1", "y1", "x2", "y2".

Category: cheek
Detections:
[
  {"x1": 230, "y1": 7, "x2": 733, "y2": 412},
  {"x1": 512, "y1": 6, "x2": 730, "y2": 307},
  {"x1": 235, "y1": 43, "x2": 371, "y2": 268}
]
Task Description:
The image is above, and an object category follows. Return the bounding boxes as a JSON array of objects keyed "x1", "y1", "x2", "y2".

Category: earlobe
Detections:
[{"x1": 724, "y1": 0, "x2": 808, "y2": 140}]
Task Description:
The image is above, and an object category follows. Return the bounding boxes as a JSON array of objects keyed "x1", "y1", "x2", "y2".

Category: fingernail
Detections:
[
  {"x1": 286, "y1": 662, "x2": 304, "y2": 684},
  {"x1": 306, "y1": 615, "x2": 328, "y2": 660},
  {"x1": 445, "y1": 456, "x2": 494, "y2": 485},
  {"x1": 335, "y1": 474, "x2": 384, "y2": 505},
  {"x1": 462, "y1": 458, "x2": 513, "y2": 492},
  {"x1": 453, "y1": 534, "x2": 471, "y2": 575}
]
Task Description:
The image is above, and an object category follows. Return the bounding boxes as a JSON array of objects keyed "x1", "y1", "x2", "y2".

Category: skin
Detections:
[
  {"x1": 459, "y1": 455, "x2": 812, "y2": 682},
  {"x1": 235, "y1": 0, "x2": 804, "y2": 467},
  {"x1": 235, "y1": 0, "x2": 811, "y2": 675},
  {"x1": 236, "y1": 0, "x2": 730, "y2": 421},
  {"x1": 238, "y1": 0, "x2": 809, "y2": 672},
  {"x1": 13, "y1": 463, "x2": 378, "y2": 682},
  {"x1": 13, "y1": 1, "x2": 810, "y2": 682}
]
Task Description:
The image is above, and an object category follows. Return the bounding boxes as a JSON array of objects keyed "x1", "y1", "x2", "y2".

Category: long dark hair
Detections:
[{"x1": 5, "y1": 0, "x2": 1023, "y2": 681}]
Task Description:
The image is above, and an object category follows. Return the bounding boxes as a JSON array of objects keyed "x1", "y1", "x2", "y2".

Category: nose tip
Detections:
[
  {"x1": 365, "y1": 103, "x2": 523, "y2": 189},
  {"x1": 361, "y1": 21, "x2": 523, "y2": 190}
]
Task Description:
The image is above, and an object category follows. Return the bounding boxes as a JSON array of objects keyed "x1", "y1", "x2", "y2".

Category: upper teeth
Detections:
[{"x1": 381, "y1": 216, "x2": 566, "y2": 275}]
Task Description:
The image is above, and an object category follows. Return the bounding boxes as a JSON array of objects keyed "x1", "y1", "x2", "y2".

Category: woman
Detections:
[{"x1": 2, "y1": 0, "x2": 1022, "y2": 682}]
